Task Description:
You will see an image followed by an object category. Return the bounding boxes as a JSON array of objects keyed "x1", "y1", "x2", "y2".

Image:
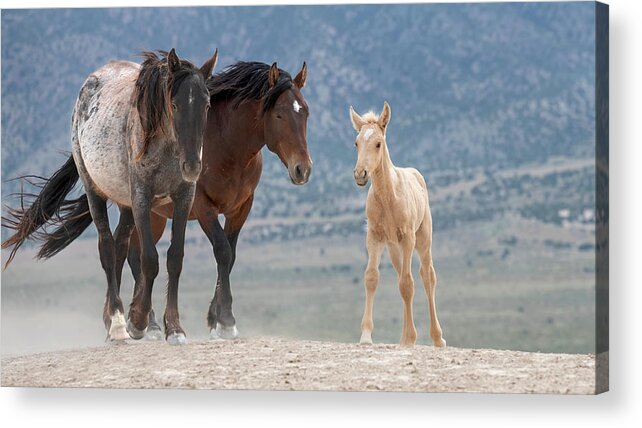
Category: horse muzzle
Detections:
[
  {"x1": 181, "y1": 160, "x2": 202, "y2": 183},
  {"x1": 288, "y1": 161, "x2": 312, "y2": 185},
  {"x1": 354, "y1": 169, "x2": 369, "y2": 187}
]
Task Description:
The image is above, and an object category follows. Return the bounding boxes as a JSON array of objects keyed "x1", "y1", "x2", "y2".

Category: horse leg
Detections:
[
  {"x1": 360, "y1": 230, "x2": 384, "y2": 345},
  {"x1": 114, "y1": 206, "x2": 135, "y2": 295},
  {"x1": 224, "y1": 195, "x2": 254, "y2": 273},
  {"x1": 102, "y1": 206, "x2": 135, "y2": 340},
  {"x1": 387, "y1": 244, "x2": 406, "y2": 342},
  {"x1": 126, "y1": 212, "x2": 167, "y2": 340},
  {"x1": 127, "y1": 188, "x2": 158, "y2": 340},
  {"x1": 416, "y1": 221, "x2": 446, "y2": 348},
  {"x1": 207, "y1": 195, "x2": 254, "y2": 338},
  {"x1": 163, "y1": 183, "x2": 195, "y2": 345},
  {"x1": 82, "y1": 189, "x2": 126, "y2": 341},
  {"x1": 396, "y1": 237, "x2": 418, "y2": 347},
  {"x1": 196, "y1": 205, "x2": 237, "y2": 339}
]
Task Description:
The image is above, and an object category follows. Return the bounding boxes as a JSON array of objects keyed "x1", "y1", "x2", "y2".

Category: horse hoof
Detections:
[
  {"x1": 359, "y1": 332, "x2": 373, "y2": 345},
  {"x1": 215, "y1": 323, "x2": 238, "y2": 340},
  {"x1": 209, "y1": 328, "x2": 221, "y2": 340},
  {"x1": 109, "y1": 326, "x2": 130, "y2": 341},
  {"x1": 166, "y1": 332, "x2": 187, "y2": 346},
  {"x1": 434, "y1": 338, "x2": 447, "y2": 348},
  {"x1": 126, "y1": 320, "x2": 147, "y2": 340},
  {"x1": 144, "y1": 327, "x2": 164, "y2": 341},
  {"x1": 108, "y1": 312, "x2": 130, "y2": 341}
]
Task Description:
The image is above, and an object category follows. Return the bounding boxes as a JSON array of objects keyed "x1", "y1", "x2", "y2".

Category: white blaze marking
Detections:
[
  {"x1": 293, "y1": 100, "x2": 301, "y2": 113},
  {"x1": 188, "y1": 87, "x2": 194, "y2": 105},
  {"x1": 363, "y1": 128, "x2": 374, "y2": 140}
]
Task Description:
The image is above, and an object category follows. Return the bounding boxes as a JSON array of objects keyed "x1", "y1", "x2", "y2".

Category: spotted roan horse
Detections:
[{"x1": 2, "y1": 48, "x2": 219, "y2": 345}]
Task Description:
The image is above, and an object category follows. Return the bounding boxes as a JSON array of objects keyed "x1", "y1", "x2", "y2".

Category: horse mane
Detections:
[
  {"x1": 206, "y1": 61, "x2": 293, "y2": 113},
  {"x1": 134, "y1": 50, "x2": 200, "y2": 160},
  {"x1": 360, "y1": 112, "x2": 380, "y2": 124}
]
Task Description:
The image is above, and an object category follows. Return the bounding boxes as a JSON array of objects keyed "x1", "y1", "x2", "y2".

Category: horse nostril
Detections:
[{"x1": 295, "y1": 164, "x2": 303, "y2": 180}]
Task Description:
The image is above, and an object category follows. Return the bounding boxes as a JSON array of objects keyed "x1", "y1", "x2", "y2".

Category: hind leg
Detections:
[
  {"x1": 416, "y1": 217, "x2": 446, "y2": 348},
  {"x1": 390, "y1": 237, "x2": 418, "y2": 347},
  {"x1": 104, "y1": 206, "x2": 136, "y2": 340},
  {"x1": 127, "y1": 212, "x2": 166, "y2": 340},
  {"x1": 69, "y1": 113, "x2": 126, "y2": 340},
  {"x1": 82, "y1": 189, "x2": 127, "y2": 341},
  {"x1": 113, "y1": 206, "x2": 134, "y2": 295}
]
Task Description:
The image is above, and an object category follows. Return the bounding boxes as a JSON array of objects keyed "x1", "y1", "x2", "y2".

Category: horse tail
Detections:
[
  {"x1": 36, "y1": 194, "x2": 93, "y2": 260},
  {"x1": 1, "y1": 155, "x2": 92, "y2": 268}
]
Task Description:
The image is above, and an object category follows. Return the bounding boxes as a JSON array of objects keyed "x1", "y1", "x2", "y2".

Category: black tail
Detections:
[
  {"x1": 1, "y1": 156, "x2": 92, "y2": 268},
  {"x1": 36, "y1": 194, "x2": 93, "y2": 260}
]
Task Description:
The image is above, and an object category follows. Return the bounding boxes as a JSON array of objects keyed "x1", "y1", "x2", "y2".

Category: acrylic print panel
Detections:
[{"x1": 0, "y1": 1, "x2": 608, "y2": 394}]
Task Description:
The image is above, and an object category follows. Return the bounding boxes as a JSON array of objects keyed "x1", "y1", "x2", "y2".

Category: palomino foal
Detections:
[{"x1": 350, "y1": 101, "x2": 446, "y2": 348}]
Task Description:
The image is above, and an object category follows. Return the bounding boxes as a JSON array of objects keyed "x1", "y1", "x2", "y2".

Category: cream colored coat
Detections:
[{"x1": 350, "y1": 101, "x2": 446, "y2": 348}]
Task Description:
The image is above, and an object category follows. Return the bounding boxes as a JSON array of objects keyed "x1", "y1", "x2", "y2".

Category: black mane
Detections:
[
  {"x1": 206, "y1": 61, "x2": 293, "y2": 113},
  {"x1": 134, "y1": 50, "x2": 201, "y2": 159}
]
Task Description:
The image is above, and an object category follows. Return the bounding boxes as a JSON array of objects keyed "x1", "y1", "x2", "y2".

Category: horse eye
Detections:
[
  {"x1": 276, "y1": 114, "x2": 283, "y2": 119},
  {"x1": 376, "y1": 143, "x2": 381, "y2": 148},
  {"x1": 171, "y1": 102, "x2": 177, "y2": 111}
]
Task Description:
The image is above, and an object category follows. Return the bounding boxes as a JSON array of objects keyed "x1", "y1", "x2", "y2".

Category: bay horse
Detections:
[
  {"x1": 350, "y1": 101, "x2": 446, "y2": 348},
  {"x1": 3, "y1": 60, "x2": 311, "y2": 342},
  {"x1": 2, "y1": 49, "x2": 219, "y2": 345}
]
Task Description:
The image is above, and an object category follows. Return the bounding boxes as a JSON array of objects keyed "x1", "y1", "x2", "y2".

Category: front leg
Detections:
[
  {"x1": 360, "y1": 229, "x2": 384, "y2": 345},
  {"x1": 224, "y1": 195, "x2": 254, "y2": 273},
  {"x1": 127, "y1": 185, "x2": 158, "y2": 340},
  {"x1": 196, "y1": 208, "x2": 235, "y2": 339},
  {"x1": 208, "y1": 194, "x2": 254, "y2": 332},
  {"x1": 397, "y1": 236, "x2": 418, "y2": 347},
  {"x1": 194, "y1": 195, "x2": 253, "y2": 340},
  {"x1": 208, "y1": 216, "x2": 236, "y2": 339},
  {"x1": 125, "y1": 212, "x2": 167, "y2": 340},
  {"x1": 163, "y1": 182, "x2": 196, "y2": 345}
]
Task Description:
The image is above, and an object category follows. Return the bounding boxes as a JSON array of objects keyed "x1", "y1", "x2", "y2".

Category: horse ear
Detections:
[
  {"x1": 268, "y1": 62, "x2": 280, "y2": 88},
  {"x1": 349, "y1": 106, "x2": 365, "y2": 131},
  {"x1": 200, "y1": 48, "x2": 218, "y2": 79},
  {"x1": 293, "y1": 61, "x2": 307, "y2": 89},
  {"x1": 379, "y1": 101, "x2": 391, "y2": 131},
  {"x1": 167, "y1": 48, "x2": 180, "y2": 73}
]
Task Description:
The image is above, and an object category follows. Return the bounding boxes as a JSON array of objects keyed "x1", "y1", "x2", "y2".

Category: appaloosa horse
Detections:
[
  {"x1": 2, "y1": 49, "x2": 219, "y2": 345},
  {"x1": 350, "y1": 101, "x2": 446, "y2": 348}
]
